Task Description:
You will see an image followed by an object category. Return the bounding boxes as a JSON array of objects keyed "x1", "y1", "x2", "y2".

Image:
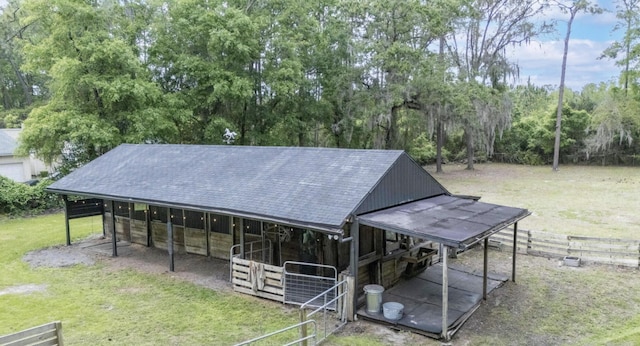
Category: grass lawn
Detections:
[
  {"x1": 427, "y1": 163, "x2": 640, "y2": 239},
  {"x1": 0, "y1": 215, "x2": 302, "y2": 345},
  {"x1": 1, "y1": 163, "x2": 639, "y2": 345}
]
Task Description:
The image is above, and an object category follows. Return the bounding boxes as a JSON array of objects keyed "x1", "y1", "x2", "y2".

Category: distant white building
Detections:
[{"x1": 0, "y1": 128, "x2": 50, "y2": 182}]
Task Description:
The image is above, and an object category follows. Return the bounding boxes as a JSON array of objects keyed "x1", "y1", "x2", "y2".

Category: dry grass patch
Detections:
[{"x1": 427, "y1": 163, "x2": 640, "y2": 239}]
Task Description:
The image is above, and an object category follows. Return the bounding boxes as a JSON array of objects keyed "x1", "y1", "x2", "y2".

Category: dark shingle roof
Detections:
[{"x1": 47, "y1": 144, "x2": 447, "y2": 233}]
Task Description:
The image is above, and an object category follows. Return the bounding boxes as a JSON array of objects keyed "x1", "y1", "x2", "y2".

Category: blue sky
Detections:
[{"x1": 509, "y1": 1, "x2": 624, "y2": 90}]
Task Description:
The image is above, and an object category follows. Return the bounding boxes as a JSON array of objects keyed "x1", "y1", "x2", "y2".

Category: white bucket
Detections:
[{"x1": 382, "y1": 302, "x2": 404, "y2": 320}]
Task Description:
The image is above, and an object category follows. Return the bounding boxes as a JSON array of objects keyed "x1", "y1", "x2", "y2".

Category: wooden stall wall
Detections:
[
  {"x1": 183, "y1": 210, "x2": 206, "y2": 256},
  {"x1": 130, "y1": 204, "x2": 148, "y2": 246},
  {"x1": 209, "y1": 214, "x2": 232, "y2": 260}
]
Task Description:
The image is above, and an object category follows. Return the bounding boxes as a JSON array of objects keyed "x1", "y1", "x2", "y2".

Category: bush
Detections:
[
  {"x1": 408, "y1": 133, "x2": 443, "y2": 165},
  {"x1": 0, "y1": 176, "x2": 62, "y2": 216}
]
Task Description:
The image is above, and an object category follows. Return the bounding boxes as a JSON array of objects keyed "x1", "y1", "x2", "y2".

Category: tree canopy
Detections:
[{"x1": 0, "y1": 0, "x2": 637, "y2": 171}]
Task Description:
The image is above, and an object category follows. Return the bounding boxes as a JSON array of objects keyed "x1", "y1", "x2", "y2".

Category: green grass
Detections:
[
  {"x1": 2, "y1": 164, "x2": 640, "y2": 345},
  {"x1": 427, "y1": 163, "x2": 640, "y2": 239},
  {"x1": 0, "y1": 214, "x2": 298, "y2": 345}
]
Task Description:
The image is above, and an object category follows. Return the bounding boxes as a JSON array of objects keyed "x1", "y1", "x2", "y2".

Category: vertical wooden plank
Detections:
[
  {"x1": 513, "y1": 222, "x2": 518, "y2": 282},
  {"x1": 167, "y1": 208, "x2": 174, "y2": 272},
  {"x1": 239, "y1": 218, "x2": 245, "y2": 259},
  {"x1": 55, "y1": 321, "x2": 64, "y2": 346},
  {"x1": 299, "y1": 308, "x2": 308, "y2": 346},
  {"x1": 111, "y1": 200, "x2": 117, "y2": 257},
  {"x1": 63, "y1": 195, "x2": 71, "y2": 246},
  {"x1": 483, "y1": 238, "x2": 488, "y2": 300},
  {"x1": 350, "y1": 218, "x2": 359, "y2": 321},
  {"x1": 205, "y1": 212, "x2": 210, "y2": 257},
  {"x1": 442, "y1": 246, "x2": 449, "y2": 341}
]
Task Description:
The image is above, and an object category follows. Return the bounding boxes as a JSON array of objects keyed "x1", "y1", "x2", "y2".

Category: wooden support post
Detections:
[
  {"x1": 483, "y1": 238, "x2": 488, "y2": 300},
  {"x1": 442, "y1": 246, "x2": 449, "y2": 341},
  {"x1": 205, "y1": 213, "x2": 210, "y2": 257},
  {"x1": 512, "y1": 222, "x2": 518, "y2": 282},
  {"x1": 350, "y1": 218, "x2": 359, "y2": 320},
  {"x1": 239, "y1": 218, "x2": 245, "y2": 259},
  {"x1": 101, "y1": 202, "x2": 106, "y2": 237},
  {"x1": 299, "y1": 308, "x2": 308, "y2": 346},
  {"x1": 261, "y1": 221, "x2": 266, "y2": 263},
  {"x1": 167, "y1": 208, "x2": 174, "y2": 272},
  {"x1": 63, "y1": 195, "x2": 71, "y2": 246},
  {"x1": 110, "y1": 200, "x2": 117, "y2": 257}
]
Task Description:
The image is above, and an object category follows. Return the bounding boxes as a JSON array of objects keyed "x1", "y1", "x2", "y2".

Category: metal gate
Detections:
[{"x1": 283, "y1": 261, "x2": 337, "y2": 310}]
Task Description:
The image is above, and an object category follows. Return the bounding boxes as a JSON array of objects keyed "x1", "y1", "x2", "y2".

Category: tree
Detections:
[
  {"x1": 0, "y1": 0, "x2": 46, "y2": 116},
  {"x1": 601, "y1": 0, "x2": 640, "y2": 94},
  {"x1": 585, "y1": 85, "x2": 640, "y2": 163},
  {"x1": 551, "y1": 0, "x2": 601, "y2": 171},
  {"x1": 17, "y1": 0, "x2": 179, "y2": 167},
  {"x1": 448, "y1": 0, "x2": 552, "y2": 169}
]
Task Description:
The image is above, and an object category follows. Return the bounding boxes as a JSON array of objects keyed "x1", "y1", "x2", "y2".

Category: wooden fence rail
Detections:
[
  {"x1": 0, "y1": 321, "x2": 63, "y2": 346},
  {"x1": 489, "y1": 229, "x2": 640, "y2": 268}
]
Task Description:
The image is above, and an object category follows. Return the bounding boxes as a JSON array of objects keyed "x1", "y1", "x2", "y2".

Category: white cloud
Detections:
[{"x1": 508, "y1": 38, "x2": 620, "y2": 89}]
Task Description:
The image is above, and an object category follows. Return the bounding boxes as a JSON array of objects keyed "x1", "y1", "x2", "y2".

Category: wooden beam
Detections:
[
  {"x1": 110, "y1": 200, "x2": 117, "y2": 257},
  {"x1": 512, "y1": 222, "x2": 518, "y2": 282},
  {"x1": 350, "y1": 218, "x2": 359, "y2": 320},
  {"x1": 483, "y1": 238, "x2": 488, "y2": 300},
  {"x1": 63, "y1": 195, "x2": 71, "y2": 246},
  {"x1": 442, "y1": 246, "x2": 449, "y2": 341},
  {"x1": 167, "y1": 208, "x2": 174, "y2": 272}
]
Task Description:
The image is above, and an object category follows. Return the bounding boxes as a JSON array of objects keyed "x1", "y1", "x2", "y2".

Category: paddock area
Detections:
[{"x1": 358, "y1": 262, "x2": 508, "y2": 339}]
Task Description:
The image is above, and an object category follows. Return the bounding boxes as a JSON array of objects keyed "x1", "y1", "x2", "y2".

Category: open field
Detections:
[
  {"x1": 1, "y1": 163, "x2": 639, "y2": 345},
  {"x1": 426, "y1": 163, "x2": 640, "y2": 239}
]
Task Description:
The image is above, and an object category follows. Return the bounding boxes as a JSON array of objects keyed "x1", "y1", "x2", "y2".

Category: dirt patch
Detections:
[
  {"x1": 23, "y1": 236, "x2": 232, "y2": 292},
  {"x1": 23, "y1": 246, "x2": 95, "y2": 268},
  {"x1": 0, "y1": 284, "x2": 48, "y2": 296}
]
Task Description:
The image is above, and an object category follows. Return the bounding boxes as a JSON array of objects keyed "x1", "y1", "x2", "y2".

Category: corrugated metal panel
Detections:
[{"x1": 354, "y1": 153, "x2": 448, "y2": 215}]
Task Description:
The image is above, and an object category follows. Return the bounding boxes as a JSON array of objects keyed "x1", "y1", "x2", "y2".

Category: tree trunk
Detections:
[
  {"x1": 6, "y1": 55, "x2": 32, "y2": 106},
  {"x1": 465, "y1": 127, "x2": 474, "y2": 170},
  {"x1": 436, "y1": 36, "x2": 445, "y2": 173},
  {"x1": 436, "y1": 108, "x2": 444, "y2": 173},
  {"x1": 385, "y1": 106, "x2": 399, "y2": 150},
  {"x1": 553, "y1": 6, "x2": 578, "y2": 171}
]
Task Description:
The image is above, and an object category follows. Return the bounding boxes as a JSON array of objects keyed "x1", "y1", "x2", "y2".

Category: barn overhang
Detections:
[
  {"x1": 356, "y1": 194, "x2": 530, "y2": 248},
  {"x1": 46, "y1": 189, "x2": 346, "y2": 236}
]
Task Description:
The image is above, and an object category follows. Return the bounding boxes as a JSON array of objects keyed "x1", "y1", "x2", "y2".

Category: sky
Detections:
[{"x1": 508, "y1": 1, "x2": 624, "y2": 90}]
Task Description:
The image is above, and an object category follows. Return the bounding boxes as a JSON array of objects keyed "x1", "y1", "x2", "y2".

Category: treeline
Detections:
[{"x1": 0, "y1": 0, "x2": 638, "y2": 171}]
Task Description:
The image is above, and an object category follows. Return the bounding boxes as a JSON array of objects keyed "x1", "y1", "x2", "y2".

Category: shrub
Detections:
[
  {"x1": 0, "y1": 176, "x2": 62, "y2": 216},
  {"x1": 408, "y1": 133, "x2": 443, "y2": 165}
]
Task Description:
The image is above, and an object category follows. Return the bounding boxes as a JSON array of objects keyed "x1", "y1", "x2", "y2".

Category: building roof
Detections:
[
  {"x1": 357, "y1": 195, "x2": 530, "y2": 248},
  {"x1": 0, "y1": 130, "x2": 18, "y2": 156},
  {"x1": 47, "y1": 144, "x2": 449, "y2": 233}
]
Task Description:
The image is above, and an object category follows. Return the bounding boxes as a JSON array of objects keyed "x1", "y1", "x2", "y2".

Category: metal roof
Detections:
[
  {"x1": 357, "y1": 195, "x2": 530, "y2": 248},
  {"x1": 0, "y1": 130, "x2": 17, "y2": 156},
  {"x1": 47, "y1": 144, "x2": 448, "y2": 233}
]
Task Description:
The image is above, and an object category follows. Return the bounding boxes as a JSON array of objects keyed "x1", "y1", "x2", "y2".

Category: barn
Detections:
[{"x1": 46, "y1": 144, "x2": 529, "y2": 340}]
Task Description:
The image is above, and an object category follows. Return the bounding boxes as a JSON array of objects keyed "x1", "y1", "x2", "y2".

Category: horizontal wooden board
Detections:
[
  {"x1": 568, "y1": 248, "x2": 639, "y2": 257},
  {"x1": 0, "y1": 321, "x2": 62, "y2": 346},
  {"x1": 184, "y1": 227, "x2": 207, "y2": 256},
  {"x1": 233, "y1": 258, "x2": 283, "y2": 273},
  {"x1": 232, "y1": 278, "x2": 284, "y2": 295},
  {"x1": 209, "y1": 232, "x2": 233, "y2": 260},
  {"x1": 233, "y1": 286, "x2": 284, "y2": 302},
  {"x1": 568, "y1": 241, "x2": 639, "y2": 251}
]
